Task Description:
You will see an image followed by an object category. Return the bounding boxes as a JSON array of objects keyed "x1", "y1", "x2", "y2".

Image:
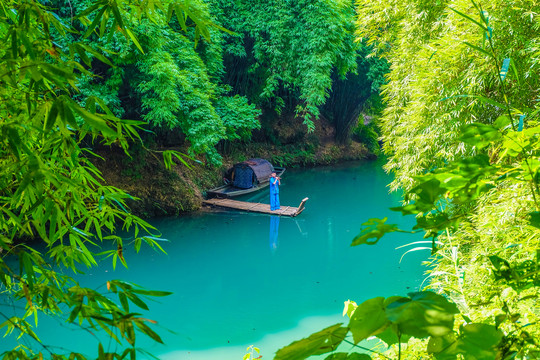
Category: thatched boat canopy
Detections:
[{"x1": 227, "y1": 158, "x2": 275, "y2": 189}]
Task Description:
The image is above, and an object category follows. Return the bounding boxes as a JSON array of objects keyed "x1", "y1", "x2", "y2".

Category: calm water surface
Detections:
[{"x1": 2, "y1": 160, "x2": 427, "y2": 359}]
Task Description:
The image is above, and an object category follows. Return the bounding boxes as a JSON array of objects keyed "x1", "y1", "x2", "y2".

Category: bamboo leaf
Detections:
[
  {"x1": 135, "y1": 322, "x2": 163, "y2": 344},
  {"x1": 510, "y1": 58, "x2": 521, "y2": 86},
  {"x1": 463, "y1": 41, "x2": 490, "y2": 57},
  {"x1": 124, "y1": 27, "x2": 144, "y2": 54},
  {"x1": 73, "y1": 43, "x2": 91, "y2": 66},
  {"x1": 119, "y1": 292, "x2": 129, "y2": 312},
  {"x1": 76, "y1": 1, "x2": 108, "y2": 18},
  {"x1": 70, "y1": 104, "x2": 117, "y2": 137},
  {"x1": 449, "y1": 7, "x2": 487, "y2": 31},
  {"x1": 99, "y1": 7, "x2": 109, "y2": 37},
  {"x1": 76, "y1": 44, "x2": 113, "y2": 66},
  {"x1": 83, "y1": 5, "x2": 109, "y2": 38},
  {"x1": 126, "y1": 293, "x2": 149, "y2": 310},
  {"x1": 499, "y1": 58, "x2": 510, "y2": 82},
  {"x1": 131, "y1": 289, "x2": 173, "y2": 297},
  {"x1": 175, "y1": 4, "x2": 187, "y2": 31},
  {"x1": 6, "y1": 126, "x2": 22, "y2": 160},
  {"x1": 21, "y1": 253, "x2": 35, "y2": 290},
  {"x1": 142, "y1": 235, "x2": 169, "y2": 242},
  {"x1": 109, "y1": 2, "x2": 125, "y2": 29},
  {"x1": 68, "y1": 304, "x2": 82, "y2": 323},
  {"x1": 45, "y1": 100, "x2": 58, "y2": 132}
]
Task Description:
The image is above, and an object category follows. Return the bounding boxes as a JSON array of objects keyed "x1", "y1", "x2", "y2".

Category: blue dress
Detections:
[{"x1": 270, "y1": 177, "x2": 280, "y2": 210}]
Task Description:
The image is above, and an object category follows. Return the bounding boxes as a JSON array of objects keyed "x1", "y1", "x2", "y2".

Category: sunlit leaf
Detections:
[
  {"x1": 343, "y1": 300, "x2": 357, "y2": 318},
  {"x1": 325, "y1": 353, "x2": 372, "y2": 360},
  {"x1": 352, "y1": 218, "x2": 399, "y2": 246},
  {"x1": 528, "y1": 211, "x2": 540, "y2": 229},
  {"x1": 427, "y1": 333, "x2": 457, "y2": 358},
  {"x1": 348, "y1": 297, "x2": 388, "y2": 344},
  {"x1": 375, "y1": 323, "x2": 411, "y2": 346},
  {"x1": 449, "y1": 7, "x2": 488, "y2": 31},
  {"x1": 385, "y1": 292, "x2": 459, "y2": 338},
  {"x1": 433, "y1": 323, "x2": 503, "y2": 360},
  {"x1": 83, "y1": 5, "x2": 109, "y2": 38},
  {"x1": 274, "y1": 324, "x2": 348, "y2": 360},
  {"x1": 460, "y1": 123, "x2": 502, "y2": 149}
]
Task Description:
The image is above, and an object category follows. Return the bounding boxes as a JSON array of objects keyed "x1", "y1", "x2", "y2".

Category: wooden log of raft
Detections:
[{"x1": 202, "y1": 197, "x2": 309, "y2": 217}]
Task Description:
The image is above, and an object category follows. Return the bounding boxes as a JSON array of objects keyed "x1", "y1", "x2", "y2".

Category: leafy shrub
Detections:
[{"x1": 351, "y1": 120, "x2": 380, "y2": 153}]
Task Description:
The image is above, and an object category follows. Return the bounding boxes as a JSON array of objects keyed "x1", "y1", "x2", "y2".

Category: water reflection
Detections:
[{"x1": 269, "y1": 216, "x2": 280, "y2": 252}]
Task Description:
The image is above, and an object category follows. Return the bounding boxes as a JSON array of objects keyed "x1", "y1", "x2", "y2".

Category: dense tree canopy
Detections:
[
  {"x1": 210, "y1": 0, "x2": 358, "y2": 128},
  {"x1": 209, "y1": 0, "x2": 387, "y2": 141},
  {"x1": 46, "y1": 0, "x2": 386, "y2": 163},
  {"x1": 62, "y1": 0, "x2": 261, "y2": 165}
]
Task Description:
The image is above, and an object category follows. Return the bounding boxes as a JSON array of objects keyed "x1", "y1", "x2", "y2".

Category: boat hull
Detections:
[{"x1": 206, "y1": 167, "x2": 285, "y2": 199}]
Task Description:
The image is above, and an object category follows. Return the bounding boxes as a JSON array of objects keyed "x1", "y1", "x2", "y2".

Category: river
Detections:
[{"x1": 1, "y1": 159, "x2": 427, "y2": 359}]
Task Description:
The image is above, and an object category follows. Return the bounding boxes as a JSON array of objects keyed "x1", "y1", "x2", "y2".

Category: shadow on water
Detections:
[{"x1": 0, "y1": 159, "x2": 428, "y2": 359}]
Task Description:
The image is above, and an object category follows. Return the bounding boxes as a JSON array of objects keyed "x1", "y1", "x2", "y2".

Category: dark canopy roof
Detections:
[
  {"x1": 224, "y1": 158, "x2": 275, "y2": 189},
  {"x1": 233, "y1": 158, "x2": 274, "y2": 183}
]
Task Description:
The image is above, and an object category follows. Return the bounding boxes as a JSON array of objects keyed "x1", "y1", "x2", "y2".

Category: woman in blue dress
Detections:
[{"x1": 269, "y1": 172, "x2": 281, "y2": 210}]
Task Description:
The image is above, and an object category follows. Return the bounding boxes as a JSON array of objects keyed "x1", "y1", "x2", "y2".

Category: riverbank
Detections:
[{"x1": 92, "y1": 139, "x2": 375, "y2": 218}]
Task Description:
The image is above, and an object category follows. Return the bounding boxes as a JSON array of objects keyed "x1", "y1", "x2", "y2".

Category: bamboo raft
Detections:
[{"x1": 202, "y1": 197, "x2": 309, "y2": 217}]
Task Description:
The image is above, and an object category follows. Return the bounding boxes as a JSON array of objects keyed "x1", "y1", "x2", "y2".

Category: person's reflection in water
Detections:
[{"x1": 269, "y1": 215, "x2": 280, "y2": 252}]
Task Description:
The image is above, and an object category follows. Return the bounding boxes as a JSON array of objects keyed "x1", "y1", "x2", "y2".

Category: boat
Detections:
[{"x1": 206, "y1": 158, "x2": 285, "y2": 199}]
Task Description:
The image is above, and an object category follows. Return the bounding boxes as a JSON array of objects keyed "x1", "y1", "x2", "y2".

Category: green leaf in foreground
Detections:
[
  {"x1": 375, "y1": 323, "x2": 411, "y2": 346},
  {"x1": 528, "y1": 211, "x2": 540, "y2": 229},
  {"x1": 460, "y1": 123, "x2": 502, "y2": 149},
  {"x1": 431, "y1": 323, "x2": 503, "y2": 360},
  {"x1": 385, "y1": 291, "x2": 459, "y2": 338},
  {"x1": 325, "y1": 353, "x2": 372, "y2": 360},
  {"x1": 274, "y1": 324, "x2": 348, "y2": 360},
  {"x1": 348, "y1": 297, "x2": 388, "y2": 344},
  {"x1": 352, "y1": 218, "x2": 399, "y2": 246}
]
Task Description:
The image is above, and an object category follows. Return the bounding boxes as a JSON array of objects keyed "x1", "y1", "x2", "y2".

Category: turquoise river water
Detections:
[{"x1": 1, "y1": 159, "x2": 428, "y2": 359}]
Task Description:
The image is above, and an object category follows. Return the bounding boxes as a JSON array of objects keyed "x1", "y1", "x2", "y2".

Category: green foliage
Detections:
[
  {"x1": 270, "y1": 144, "x2": 318, "y2": 167},
  {"x1": 428, "y1": 323, "x2": 504, "y2": 360},
  {"x1": 351, "y1": 120, "x2": 380, "y2": 153},
  {"x1": 357, "y1": 0, "x2": 540, "y2": 192},
  {"x1": 352, "y1": 218, "x2": 400, "y2": 246},
  {"x1": 348, "y1": 291, "x2": 460, "y2": 348},
  {"x1": 137, "y1": 49, "x2": 184, "y2": 128},
  {"x1": 215, "y1": 93, "x2": 261, "y2": 142},
  {"x1": 210, "y1": 0, "x2": 375, "y2": 133},
  {"x1": 66, "y1": 0, "x2": 261, "y2": 165},
  {"x1": 275, "y1": 324, "x2": 349, "y2": 360},
  {"x1": 243, "y1": 345, "x2": 262, "y2": 360},
  {"x1": 277, "y1": 291, "x2": 502, "y2": 360},
  {"x1": 0, "y1": 0, "x2": 214, "y2": 357},
  {"x1": 488, "y1": 252, "x2": 540, "y2": 292}
]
